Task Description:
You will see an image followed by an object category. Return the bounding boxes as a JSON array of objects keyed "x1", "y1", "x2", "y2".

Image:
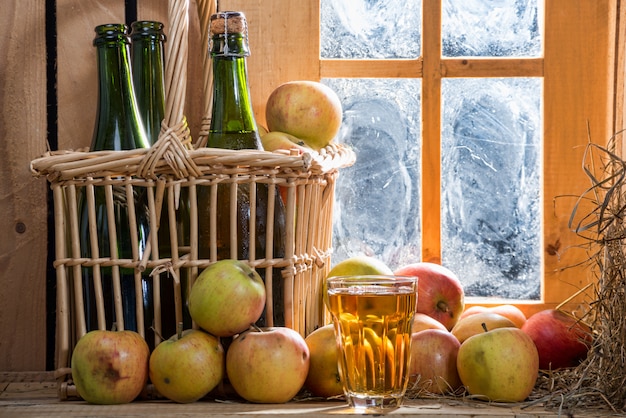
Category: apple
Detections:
[
  {"x1": 451, "y1": 312, "x2": 517, "y2": 344},
  {"x1": 226, "y1": 327, "x2": 310, "y2": 403},
  {"x1": 521, "y1": 309, "x2": 592, "y2": 370},
  {"x1": 460, "y1": 304, "x2": 527, "y2": 328},
  {"x1": 71, "y1": 329, "x2": 149, "y2": 404},
  {"x1": 261, "y1": 131, "x2": 312, "y2": 155},
  {"x1": 303, "y1": 324, "x2": 343, "y2": 398},
  {"x1": 149, "y1": 327, "x2": 224, "y2": 403},
  {"x1": 324, "y1": 255, "x2": 393, "y2": 307},
  {"x1": 188, "y1": 259, "x2": 266, "y2": 337},
  {"x1": 412, "y1": 312, "x2": 448, "y2": 334},
  {"x1": 394, "y1": 262, "x2": 464, "y2": 331},
  {"x1": 265, "y1": 80, "x2": 343, "y2": 150},
  {"x1": 408, "y1": 329, "x2": 462, "y2": 394},
  {"x1": 457, "y1": 327, "x2": 539, "y2": 402}
]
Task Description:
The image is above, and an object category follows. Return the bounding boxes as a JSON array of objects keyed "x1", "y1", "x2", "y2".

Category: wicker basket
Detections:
[{"x1": 30, "y1": 0, "x2": 355, "y2": 400}]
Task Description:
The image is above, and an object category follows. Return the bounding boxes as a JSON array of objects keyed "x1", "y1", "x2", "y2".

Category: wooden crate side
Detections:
[{"x1": 0, "y1": 0, "x2": 48, "y2": 371}]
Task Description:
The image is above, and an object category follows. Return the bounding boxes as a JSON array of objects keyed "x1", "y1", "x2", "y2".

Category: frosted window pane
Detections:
[
  {"x1": 324, "y1": 78, "x2": 421, "y2": 267},
  {"x1": 441, "y1": 78, "x2": 542, "y2": 299},
  {"x1": 442, "y1": 0, "x2": 542, "y2": 57},
  {"x1": 320, "y1": 0, "x2": 421, "y2": 59}
]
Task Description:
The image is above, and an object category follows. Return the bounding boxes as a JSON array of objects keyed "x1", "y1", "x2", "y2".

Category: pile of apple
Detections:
[
  {"x1": 305, "y1": 255, "x2": 594, "y2": 403},
  {"x1": 70, "y1": 259, "x2": 311, "y2": 404}
]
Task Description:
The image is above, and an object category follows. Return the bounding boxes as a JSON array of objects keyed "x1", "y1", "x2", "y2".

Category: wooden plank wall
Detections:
[
  {"x1": 1, "y1": 0, "x2": 318, "y2": 372},
  {"x1": 1, "y1": 1, "x2": 48, "y2": 372}
]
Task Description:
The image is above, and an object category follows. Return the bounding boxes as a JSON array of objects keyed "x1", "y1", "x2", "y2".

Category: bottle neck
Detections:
[
  {"x1": 207, "y1": 33, "x2": 261, "y2": 150},
  {"x1": 130, "y1": 21, "x2": 166, "y2": 145},
  {"x1": 92, "y1": 24, "x2": 149, "y2": 151}
]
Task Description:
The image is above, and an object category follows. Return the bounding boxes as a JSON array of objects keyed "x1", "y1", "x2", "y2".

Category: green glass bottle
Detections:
[
  {"x1": 198, "y1": 11, "x2": 287, "y2": 326},
  {"x1": 79, "y1": 23, "x2": 151, "y2": 333}
]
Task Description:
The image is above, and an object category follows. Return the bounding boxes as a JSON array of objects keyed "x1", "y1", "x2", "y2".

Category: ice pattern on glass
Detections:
[
  {"x1": 442, "y1": 0, "x2": 542, "y2": 57},
  {"x1": 441, "y1": 78, "x2": 542, "y2": 299},
  {"x1": 321, "y1": 0, "x2": 421, "y2": 59},
  {"x1": 324, "y1": 78, "x2": 421, "y2": 269}
]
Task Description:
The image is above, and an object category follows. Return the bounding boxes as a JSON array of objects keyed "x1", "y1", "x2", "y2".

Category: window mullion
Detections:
[{"x1": 421, "y1": 0, "x2": 443, "y2": 262}]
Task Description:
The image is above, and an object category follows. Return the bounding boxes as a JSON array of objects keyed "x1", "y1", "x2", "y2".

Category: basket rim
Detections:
[{"x1": 30, "y1": 142, "x2": 356, "y2": 182}]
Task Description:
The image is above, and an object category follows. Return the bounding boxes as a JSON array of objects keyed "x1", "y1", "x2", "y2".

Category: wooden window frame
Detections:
[{"x1": 227, "y1": 0, "x2": 619, "y2": 317}]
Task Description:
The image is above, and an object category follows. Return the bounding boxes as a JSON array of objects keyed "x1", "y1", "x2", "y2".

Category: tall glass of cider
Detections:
[{"x1": 326, "y1": 275, "x2": 418, "y2": 410}]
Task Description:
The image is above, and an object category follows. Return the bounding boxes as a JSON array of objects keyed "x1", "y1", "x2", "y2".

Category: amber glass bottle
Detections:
[
  {"x1": 198, "y1": 11, "x2": 286, "y2": 326},
  {"x1": 79, "y1": 23, "x2": 151, "y2": 333}
]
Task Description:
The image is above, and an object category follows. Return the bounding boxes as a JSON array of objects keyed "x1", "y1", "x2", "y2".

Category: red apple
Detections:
[
  {"x1": 71, "y1": 329, "x2": 149, "y2": 404},
  {"x1": 188, "y1": 259, "x2": 266, "y2": 337},
  {"x1": 149, "y1": 327, "x2": 224, "y2": 403},
  {"x1": 460, "y1": 304, "x2": 527, "y2": 328},
  {"x1": 409, "y1": 329, "x2": 462, "y2": 394},
  {"x1": 457, "y1": 327, "x2": 539, "y2": 402},
  {"x1": 395, "y1": 262, "x2": 465, "y2": 330},
  {"x1": 265, "y1": 80, "x2": 343, "y2": 150},
  {"x1": 412, "y1": 312, "x2": 448, "y2": 334},
  {"x1": 226, "y1": 327, "x2": 310, "y2": 403},
  {"x1": 521, "y1": 309, "x2": 592, "y2": 370}
]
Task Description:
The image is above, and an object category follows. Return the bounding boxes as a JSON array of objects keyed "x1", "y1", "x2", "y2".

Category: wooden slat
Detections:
[
  {"x1": 0, "y1": 0, "x2": 48, "y2": 371},
  {"x1": 442, "y1": 58, "x2": 544, "y2": 78},
  {"x1": 542, "y1": 0, "x2": 613, "y2": 310},
  {"x1": 321, "y1": 59, "x2": 422, "y2": 78}
]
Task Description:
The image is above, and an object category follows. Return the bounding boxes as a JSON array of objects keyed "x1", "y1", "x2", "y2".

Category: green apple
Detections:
[
  {"x1": 71, "y1": 329, "x2": 149, "y2": 404},
  {"x1": 456, "y1": 327, "x2": 539, "y2": 402},
  {"x1": 323, "y1": 256, "x2": 393, "y2": 307},
  {"x1": 326, "y1": 255, "x2": 393, "y2": 278},
  {"x1": 261, "y1": 131, "x2": 313, "y2": 155},
  {"x1": 149, "y1": 327, "x2": 224, "y2": 403},
  {"x1": 188, "y1": 259, "x2": 266, "y2": 337},
  {"x1": 265, "y1": 80, "x2": 343, "y2": 150},
  {"x1": 226, "y1": 327, "x2": 310, "y2": 403}
]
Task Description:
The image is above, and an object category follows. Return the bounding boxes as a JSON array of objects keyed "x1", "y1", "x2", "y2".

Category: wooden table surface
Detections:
[{"x1": 1, "y1": 372, "x2": 622, "y2": 417}]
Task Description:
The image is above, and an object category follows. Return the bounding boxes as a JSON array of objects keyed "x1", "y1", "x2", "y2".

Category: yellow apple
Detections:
[
  {"x1": 303, "y1": 324, "x2": 343, "y2": 398},
  {"x1": 460, "y1": 304, "x2": 527, "y2": 328},
  {"x1": 261, "y1": 131, "x2": 312, "y2": 155},
  {"x1": 456, "y1": 327, "x2": 539, "y2": 402},
  {"x1": 149, "y1": 328, "x2": 224, "y2": 403},
  {"x1": 451, "y1": 312, "x2": 517, "y2": 344},
  {"x1": 265, "y1": 80, "x2": 342, "y2": 150}
]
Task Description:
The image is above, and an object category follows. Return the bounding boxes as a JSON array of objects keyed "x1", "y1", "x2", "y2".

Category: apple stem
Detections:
[
  {"x1": 177, "y1": 322, "x2": 184, "y2": 340},
  {"x1": 251, "y1": 323, "x2": 263, "y2": 332},
  {"x1": 111, "y1": 322, "x2": 118, "y2": 332},
  {"x1": 481, "y1": 322, "x2": 489, "y2": 333}
]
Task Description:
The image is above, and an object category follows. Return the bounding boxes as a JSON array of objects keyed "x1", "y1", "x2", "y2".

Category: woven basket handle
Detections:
[{"x1": 138, "y1": 0, "x2": 212, "y2": 179}]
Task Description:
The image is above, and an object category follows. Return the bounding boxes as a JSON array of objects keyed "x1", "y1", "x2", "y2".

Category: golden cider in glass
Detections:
[{"x1": 326, "y1": 275, "x2": 417, "y2": 409}]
